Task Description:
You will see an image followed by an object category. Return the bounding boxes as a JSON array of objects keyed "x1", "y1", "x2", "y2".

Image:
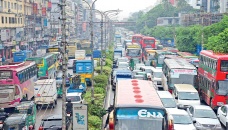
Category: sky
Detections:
[{"x1": 95, "y1": 0, "x2": 158, "y2": 20}]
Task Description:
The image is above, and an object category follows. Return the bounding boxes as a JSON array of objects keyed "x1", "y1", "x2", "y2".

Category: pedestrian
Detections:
[{"x1": 0, "y1": 55, "x2": 2, "y2": 66}]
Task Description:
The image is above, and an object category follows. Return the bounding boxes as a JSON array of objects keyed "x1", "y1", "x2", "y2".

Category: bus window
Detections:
[{"x1": 221, "y1": 60, "x2": 228, "y2": 72}]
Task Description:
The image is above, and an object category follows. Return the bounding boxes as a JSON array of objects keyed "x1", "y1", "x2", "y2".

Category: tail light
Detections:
[
  {"x1": 109, "y1": 122, "x2": 114, "y2": 130},
  {"x1": 46, "y1": 70, "x2": 48, "y2": 76},
  {"x1": 168, "y1": 89, "x2": 173, "y2": 94},
  {"x1": 38, "y1": 127, "x2": 43, "y2": 130},
  {"x1": 168, "y1": 119, "x2": 174, "y2": 130},
  {"x1": 29, "y1": 125, "x2": 33, "y2": 130},
  {"x1": 0, "y1": 120, "x2": 3, "y2": 124}
]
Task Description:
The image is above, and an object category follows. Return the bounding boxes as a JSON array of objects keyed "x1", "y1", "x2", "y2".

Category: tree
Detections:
[{"x1": 205, "y1": 28, "x2": 228, "y2": 53}]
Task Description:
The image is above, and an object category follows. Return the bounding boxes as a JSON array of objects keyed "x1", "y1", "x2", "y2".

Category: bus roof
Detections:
[
  {"x1": 27, "y1": 53, "x2": 52, "y2": 59},
  {"x1": 115, "y1": 79, "x2": 164, "y2": 108},
  {"x1": 35, "y1": 79, "x2": 56, "y2": 85},
  {"x1": 164, "y1": 58, "x2": 196, "y2": 70},
  {"x1": 0, "y1": 61, "x2": 36, "y2": 71},
  {"x1": 200, "y1": 50, "x2": 228, "y2": 60},
  {"x1": 142, "y1": 36, "x2": 155, "y2": 39}
]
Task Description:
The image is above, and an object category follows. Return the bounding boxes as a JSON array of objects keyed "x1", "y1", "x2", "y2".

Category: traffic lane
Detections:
[{"x1": 35, "y1": 99, "x2": 62, "y2": 129}]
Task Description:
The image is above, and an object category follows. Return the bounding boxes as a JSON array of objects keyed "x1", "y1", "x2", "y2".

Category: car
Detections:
[
  {"x1": 157, "y1": 91, "x2": 177, "y2": 110},
  {"x1": 39, "y1": 115, "x2": 62, "y2": 130},
  {"x1": 186, "y1": 105, "x2": 222, "y2": 130},
  {"x1": 117, "y1": 62, "x2": 129, "y2": 69},
  {"x1": 117, "y1": 57, "x2": 129, "y2": 63},
  {"x1": 217, "y1": 104, "x2": 228, "y2": 128},
  {"x1": 168, "y1": 109, "x2": 196, "y2": 130},
  {"x1": 66, "y1": 92, "x2": 84, "y2": 104}
]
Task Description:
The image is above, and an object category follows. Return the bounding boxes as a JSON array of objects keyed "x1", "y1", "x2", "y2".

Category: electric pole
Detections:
[
  {"x1": 59, "y1": 0, "x2": 67, "y2": 129},
  {"x1": 100, "y1": 16, "x2": 103, "y2": 74}
]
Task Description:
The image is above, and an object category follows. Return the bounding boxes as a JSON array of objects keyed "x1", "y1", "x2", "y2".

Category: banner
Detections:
[
  {"x1": 43, "y1": 18, "x2": 48, "y2": 27},
  {"x1": 42, "y1": 7, "x2": 46, "y2": 16},
  {"x1": 33, "y1": 3, "x2": 38, "y2": 15},
  {"x1": 73, "y1": 104, "x2": 88, "y2": 130},
  {"x1": 82, "y1": 22, "x2": 86, "y2": 32}
]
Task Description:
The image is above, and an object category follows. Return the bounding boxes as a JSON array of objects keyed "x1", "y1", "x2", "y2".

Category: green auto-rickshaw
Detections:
[
  {"x1": 3, "y1": 101, "x2": 36, "y2": 130},
  {"x1": 56, "y1": 79, "x2": 63, "y2": 98}
]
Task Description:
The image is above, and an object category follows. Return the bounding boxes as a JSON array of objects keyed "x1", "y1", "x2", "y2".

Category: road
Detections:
[{"x1": 35, "y1": 69, "x2": 73, "y2": 129}]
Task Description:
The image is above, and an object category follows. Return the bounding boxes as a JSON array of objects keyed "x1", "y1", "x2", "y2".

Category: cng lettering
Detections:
[{"x1": 138, "y1": 109, "x2": 164, "y2": 118}]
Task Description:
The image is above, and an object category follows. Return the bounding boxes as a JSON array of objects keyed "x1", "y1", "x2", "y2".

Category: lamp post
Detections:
[{"x1": 82, "y1": 0, "x2": 98, "y2": 104}]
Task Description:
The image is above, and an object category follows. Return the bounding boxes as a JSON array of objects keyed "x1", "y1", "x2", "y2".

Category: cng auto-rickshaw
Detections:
[
  {"x1": 3, "y1": 101, "x2": 36, "y2": 130},
  {"x1": 56, "y1": 79, "x2": 63, "y2": 98}
]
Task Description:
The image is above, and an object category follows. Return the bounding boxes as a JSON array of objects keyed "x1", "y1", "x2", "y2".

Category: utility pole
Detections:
[
  {"x1": 59, "y1": 0, "x2": 67, "y2": 129},
  {"x1": 82, "y1": 0, "x2": 97, "y2": 104},
  {"x1": 33, "y1": 0, "x2": 36, "y2": 50},
  {"x1": 100, "y1": 15, "x2": 103, "y2": 74}
]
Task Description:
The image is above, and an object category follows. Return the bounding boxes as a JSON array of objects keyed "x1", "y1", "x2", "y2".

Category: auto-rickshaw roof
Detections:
[
  {"x1": 4, "y1": 113, "x2": 26, "y2": 125},
  {"x1": 16, "y1": 101, "x2": 34, "y2": 110}
]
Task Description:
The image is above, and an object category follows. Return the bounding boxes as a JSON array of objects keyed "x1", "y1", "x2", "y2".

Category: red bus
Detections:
[
  {"x1": 198, "y1": 50, "x2": 228, "y2": 109},
  {"x1": 142, "y1": 36, "x2": 156, "y2": 49},
  {"x1": 0, "y1": 61, "x2": 38, "y2": 109},
  {"x1": 132, "y1": 34, "x2": 143, "y2": 47}
]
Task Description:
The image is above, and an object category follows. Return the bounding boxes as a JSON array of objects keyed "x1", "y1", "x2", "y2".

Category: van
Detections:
[
  {"x1": 34, "y1": 79, "x2": 57, "y2": 109},
  {"x1": 151, "y1": 67, "x2": 163, "y2": 90},
  {"x1": 172, "y1": 84, "x2": 200, "y2": 109},
  {"x1": 157, "y1": 91, "x2": 177, "y2": 110},
  {"x1": 66, "y1": 92, "x2": 83, "y2": 104}
]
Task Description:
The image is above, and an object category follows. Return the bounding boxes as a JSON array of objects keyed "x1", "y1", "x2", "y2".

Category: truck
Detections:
[
  {"x1": 67, "y1": 74, "x2": 86, "y2": 93},
  {"x1": 34, "y1": 79, "x2": 57, "y2": 109},
  {"x1": 112, "y1": 69, "x2": 132, "y2": 90},
  {"x1": 114, "y1": 49, "x2": 123, "y2": 65},
  {"x1": 75, "y1": 50, "x2": 86, "y2": 60},
  {"x1": 67, "y1": 41, "x2": 77, "y2": 59},
  {"x1": 73, "y1": 60, "x2": 93, "y2": 87}
]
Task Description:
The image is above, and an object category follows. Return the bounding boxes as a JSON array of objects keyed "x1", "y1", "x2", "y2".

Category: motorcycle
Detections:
[{"x1": 0, "y1": 112, "x2": 9, "y2": 130}]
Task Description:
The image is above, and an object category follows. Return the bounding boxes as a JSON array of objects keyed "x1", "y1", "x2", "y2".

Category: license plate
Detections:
[{"x1": 67, "y1": 114, "x2": 70, "y2": 116}]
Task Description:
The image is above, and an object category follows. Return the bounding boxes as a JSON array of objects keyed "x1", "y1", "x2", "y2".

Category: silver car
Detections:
[{"x1": 186, "y1": 105, "x2": 222, "y2": 130}]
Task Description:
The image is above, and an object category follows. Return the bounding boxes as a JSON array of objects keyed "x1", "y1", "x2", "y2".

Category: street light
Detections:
[{"x1": 82, "y1": 0, "x2": 98, "y2": 104}]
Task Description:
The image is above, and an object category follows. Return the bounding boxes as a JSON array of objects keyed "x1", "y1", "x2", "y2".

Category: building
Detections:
[
  {"x1": 0, "y1": 0, "x2": 25, "y2": 62},
  {"x1": 219, "y1": 0, "x2": 228, "y2": 13},
  {"x1": 157, "y1": 17, "x2": 181, "y2": 26},
  {"x1": 200, "y1": 0, "x2": 220, "y2": 13}
]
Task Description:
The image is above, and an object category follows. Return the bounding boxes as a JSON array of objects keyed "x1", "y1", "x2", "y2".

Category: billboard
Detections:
[
  {"x1": 33, "y1": 3, "x2": 38, "y2": 15},
  {"x1": 42, "y1": 7, "x2": 46, "y2": 16},
  {"x1": 73, "y1": 104, "x2": 88, "y2": 130}
]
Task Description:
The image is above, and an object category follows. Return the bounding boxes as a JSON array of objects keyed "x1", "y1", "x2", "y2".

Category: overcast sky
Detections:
[{"x1": 95, "y1": 0, "x2": 158, "y2": 20}]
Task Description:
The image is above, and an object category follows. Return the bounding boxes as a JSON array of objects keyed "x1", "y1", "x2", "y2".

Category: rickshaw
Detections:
[
  {"x1": 56, "y1": 79, "x2": 63, "y2": 98},
  {"x1": 3, "y1": 101, "x2": 36, "y2": 130}
]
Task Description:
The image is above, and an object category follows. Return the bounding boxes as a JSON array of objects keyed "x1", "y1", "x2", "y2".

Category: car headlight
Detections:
[{"x1": 194, "y1": 122, "x2": 203, "y2": 128}]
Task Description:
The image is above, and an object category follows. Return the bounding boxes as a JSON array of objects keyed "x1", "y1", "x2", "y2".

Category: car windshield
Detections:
[
  {"x1": 194, "y1": 109, "x2": 217, "y2": 119},
  {"x1": 178, "y1": 92, "x2": 199, "y2": 100},
  {"x1": 172, "y1": 115, "x2": 192, "y2": 124},
  {"x1": 127, "y1": 49, "x2": 141, "y2": 57},
  {"x1": 43, "y1": 119, "x2": 62, "y2": 128},
  {"x1": 220, "y1": 60, "x2": 228, "y2": 72},
  {"x1": 216, "y1": 80, "x2": 228, "y2": 95},
  {"x1": 66, "y1": 96, "x2": 81, "y2": 102},
  {"x1": 153, "y1": 72, "x2": 162, "y2": 78},
  {"x1": 161, "y1": 98, "x2": 177, "y2": 108},
  {"x1": 118, "y1": 59, "x2": 127, "y2": 62}
]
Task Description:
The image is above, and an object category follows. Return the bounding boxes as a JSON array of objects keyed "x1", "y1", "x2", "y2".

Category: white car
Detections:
[
  {"x1": 168, "y1": 109, "x2": 196, "y2": 130},
  {"x1": 187, "y1": 105, "x2": 222, "y2": 130},
  {"x1": 66, "y1": 92, "x2": 83, "y2": 104},
  {"x1": 217, "y1": 104, "x2": 228, "y2": 128}
]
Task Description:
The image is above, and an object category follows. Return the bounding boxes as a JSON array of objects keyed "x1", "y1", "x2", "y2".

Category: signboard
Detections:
[
  {"x1": 1, "y1": 29, "x2": 10, "y2": 41},
  {"x1": 127, "y1": 45, "x2": 140, "y2": 48},
  {"x1": 73, "y1": 104, "x2": 88, "y2": 130},
  {"x1": 46, "y1": 47, "x2": 61, "y2": 53},
  {"x1": 42, "y1": 7, "x2": 46, "y2": 16}
]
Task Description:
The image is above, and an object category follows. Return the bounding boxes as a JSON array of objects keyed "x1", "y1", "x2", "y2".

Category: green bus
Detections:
[
  {"x1": 153, "y1": 50, "x2": 176, "y2": 68},
  {"x1": 26, "y1": 53, "x2": 56, "y2": 78}
]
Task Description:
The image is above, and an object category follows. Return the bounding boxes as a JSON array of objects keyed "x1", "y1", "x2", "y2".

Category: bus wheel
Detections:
[{"x1": 55, "y1": 100, "x2": 57, "y2": 105}]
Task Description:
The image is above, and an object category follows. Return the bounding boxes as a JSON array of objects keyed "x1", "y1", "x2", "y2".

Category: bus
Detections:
[
  {"x1": 132, "y1": 34, "x2": 143, "y2": 47},
  {"x1": 36, "y1": 45, "x2": 49, "y2": 56},
  {"x1": 115, "y1": 34, "x2": 121, "y2": 43},
  {"x1": 0, "y1": 61, "x2": 38, "y2": 109},
  {"x1": 50, "y1": 52, "x2": 61, "y2": 71},
  {"x1": 198, "y1": 50, "x2": 228, "y2": 109},
  {"x1": 67, "y1": 41, "x2": 77, "y2": 59},
  {"x1": 142, "y1": 36, "x2": 156, "y2": 49},
  {"x1": 162, "y1": 58, "x2": 198, "y2": 93},
  {"x1": 108, "y1": 79, "x2": 172, "y2": 130},
  {"x1": 125, "y1": 43, "x2": 142, "y2": 62},
  {"x1": 13, "y1": 50, "x2": 32, "y2": 62},
  {"x1": 26, "y1": 54, "x2": 56, "y2": 78},
  {"x1": 153, "y1": 50, "x2": 176, "y2": 68},
  {"x1": 143, "y1": 49, "x2": 156, "y2": 65}
]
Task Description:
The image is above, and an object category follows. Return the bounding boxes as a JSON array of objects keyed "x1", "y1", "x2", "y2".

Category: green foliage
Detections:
[
  {"x1": 89, "y1": 104, "x2": 106, "y2": 117},
  {"x1": 105, "y1": 58, "x2": 113, "y2": 68},
  {"x1": 176, "y1": 25, "x2": 202, "y2": 52},
  {"x1": 94, "y1": 87, "x2": 105, "y2": 94},
  {"x1": 205, "y1": 28, "x2": 228, "y2": 53},
  {"x1": 142, "y1": 26, "x2": 175, "y2": 39},
  {"x1": 94, "y1": 75, "x2": 108, "y2": 84},
  {"x1": 88, "y1": 116, "x2": 102, "y2": 128},
  {"x1": 95, "y1": 66, "x2": 112, "y2": 75}
]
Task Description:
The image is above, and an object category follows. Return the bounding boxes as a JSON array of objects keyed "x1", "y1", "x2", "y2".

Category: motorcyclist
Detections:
[
  {"x1": 66, "y1": 98, "x2": 73, "y2": 115},
  {"x1": 20, "y1": 95, "x2": 28, "y2": 102},
  {"x1": 104, "y1": 105, "x2": 114, "y2": 128}
]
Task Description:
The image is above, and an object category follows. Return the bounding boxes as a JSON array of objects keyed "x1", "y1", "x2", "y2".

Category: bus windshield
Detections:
[
  {"x1": 216, "y1": 80, "x2": 228, "y2": 95},
  {"x1": 170, "y1": 74, "x2": 196, "y2": 88},
  {"x1": 27, "y1": 58, "x2": 43, "y2": 65},
  {"x1": 127, "y1": 49, "x2": 140, "y2": 57},
  {"x1": 220, "y1": 60, "x2": 228, "y2": 72},
  {"x1": 115, "y1": 108, "x2": 165, "y2": 130},
  {"x1": 0, "y1": 71, "x2": 12, "y2": 79}
]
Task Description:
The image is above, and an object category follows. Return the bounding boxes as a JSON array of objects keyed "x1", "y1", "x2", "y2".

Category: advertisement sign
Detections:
[
  {"x1": 73, "y1": 104, "x2": 88, "y2": 130},
  {"x1": 42, "y1": 7, "x2": 46, "y2": 16},
  {"x1": 170, "y1": 69, "x2": 197, "y2": 78},
  {"x1": 47, "y1": 1, "x2": 52, "y2": 11},
  {"x1": 46, "y1": 47, "x2": 61, "y2": 53},
  {"x1": 43, "y1": 18, "x2": 48, "y2": 27},
  {"x1": 1, "y1": 29, "x2": 10, "y2": 41},
  {"x1": 33, "y1": 3, "x2": 38, "y2": 15}
]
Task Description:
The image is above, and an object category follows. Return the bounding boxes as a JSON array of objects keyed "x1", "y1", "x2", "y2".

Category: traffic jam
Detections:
[{"x1": 106, "y1": 32, "x2": 228, "y2": 130}]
